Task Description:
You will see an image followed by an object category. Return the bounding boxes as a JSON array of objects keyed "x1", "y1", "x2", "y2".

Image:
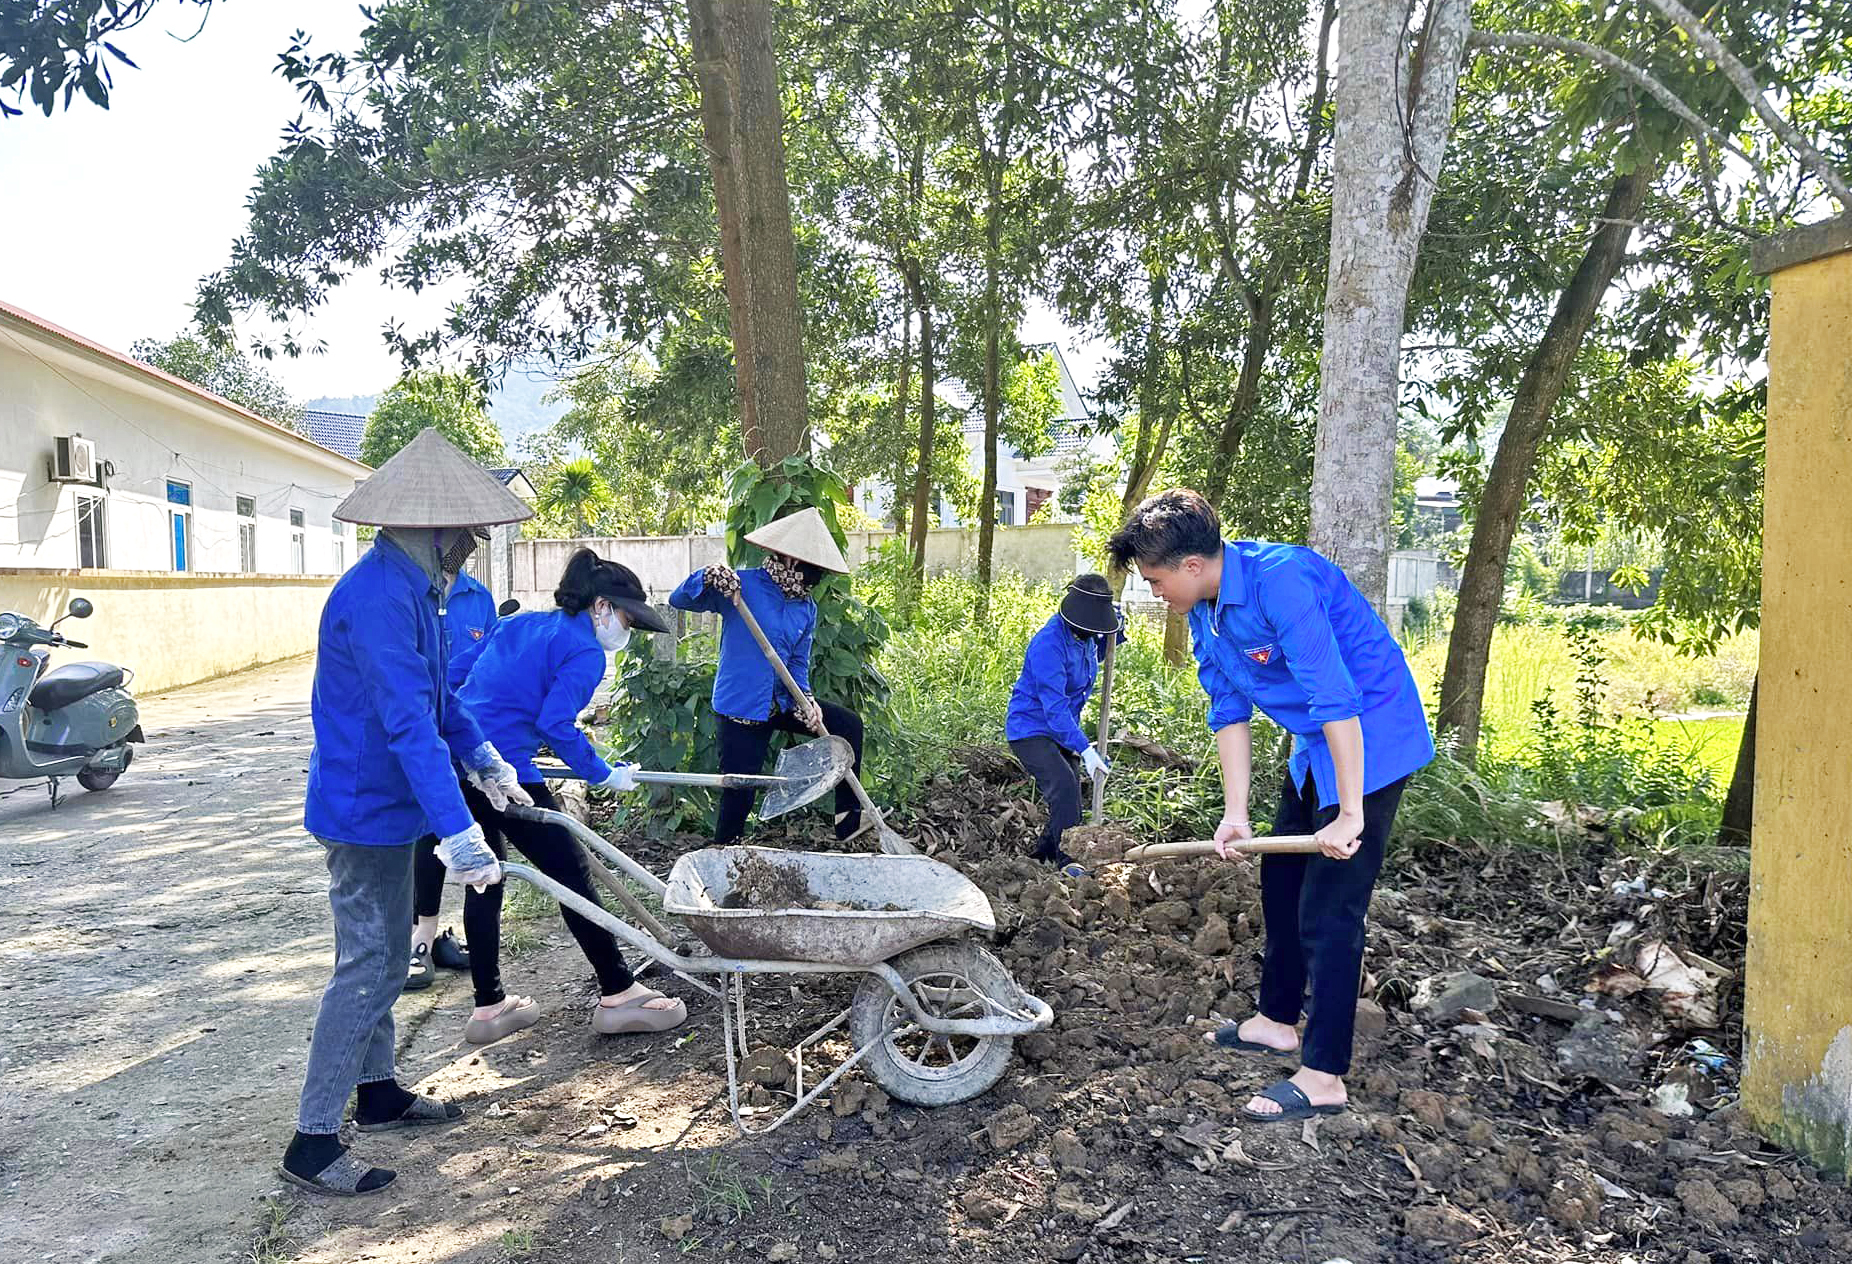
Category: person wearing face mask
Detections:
[
  {"x1": 669, "y1": 508, "x2": 863, "y2": 846},
  {"x1": 286, "y1": 428, "x2": 534, "y2": 1197},
  {"x1": 448, "y1": 548, "x2": 688, "y2": 1044}
]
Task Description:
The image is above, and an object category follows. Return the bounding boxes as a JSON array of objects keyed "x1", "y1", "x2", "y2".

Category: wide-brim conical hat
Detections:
[
  {"x1": 745, "y1": 507, "x2": 850, "y2": 573},
  {"x1": 334, "y1": 428, "x2": 534, "y2": 528}
]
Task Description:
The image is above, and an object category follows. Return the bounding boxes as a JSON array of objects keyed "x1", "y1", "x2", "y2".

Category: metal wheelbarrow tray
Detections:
[
  {"x1": 663, "y1": 846, "x2": 996, "y2": 965},
  {"x1": 499, "y1": 806, "x2": 1054, "y2": 1135}
]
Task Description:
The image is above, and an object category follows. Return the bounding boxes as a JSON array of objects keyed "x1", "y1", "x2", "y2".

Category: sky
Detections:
[{"x1": 0, "y1": 1, "x2": 1103, "y2": 412}]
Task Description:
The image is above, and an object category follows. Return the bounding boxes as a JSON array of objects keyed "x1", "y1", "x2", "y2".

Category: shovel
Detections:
[
  {"x1": 533, "y1": 733, "x2": 855, "y2": 820},
  {"x1": 727, "y1": 590, "x2": 918, "y2": 856},
  {"x1": 1072, "y1": 833, "x2": 1324, "y2": 864}
]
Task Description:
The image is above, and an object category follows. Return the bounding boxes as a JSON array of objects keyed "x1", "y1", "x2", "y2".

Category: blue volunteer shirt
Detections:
[
  {"x1": 1005, "y1": 614, "x2": 1102, "y2": 754},
  {"x1": 669, "y1": 567, "x2": 814, "y2": 722},
  {"x1": 445, "y1": 571, "x2": 499, "y2": 690},
  {"x1": 458, "y1": 608, "x2": 612, "y2": 784},
  {"x1": 1190, "y1": 540, "x2": 1434, "y2": 809},
  {"x1": 304, "y1": 534, "x2": 487, "y2": 845}
]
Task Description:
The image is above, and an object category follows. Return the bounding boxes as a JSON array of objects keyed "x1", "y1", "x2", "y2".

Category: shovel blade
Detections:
[{"x1": 759, "y1": 735, "x2": 855, "y2": 819}]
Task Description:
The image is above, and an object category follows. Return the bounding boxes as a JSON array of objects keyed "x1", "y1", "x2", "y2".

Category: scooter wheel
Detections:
[{"x1": 78, "y1": 744, "x2": 132, "y2": 792}]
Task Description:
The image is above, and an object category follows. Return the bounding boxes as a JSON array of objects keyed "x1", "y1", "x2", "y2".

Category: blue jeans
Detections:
[{"x1": 296, "y1": 838, "x2": 415, "y2": 1135}]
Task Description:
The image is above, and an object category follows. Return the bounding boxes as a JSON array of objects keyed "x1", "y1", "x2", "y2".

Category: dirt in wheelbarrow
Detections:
[
  {"x1": 259, "y1": 747, "x2": 1852, "y2": 1264},
  {"x1": 719, "y1": 850, "x2": 905, "y2": 912}
]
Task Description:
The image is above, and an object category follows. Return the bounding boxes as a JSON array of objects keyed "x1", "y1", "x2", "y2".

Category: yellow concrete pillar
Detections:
[{"x1": 1745, "y1": 214, "x2": 1852, "y2": 1177}]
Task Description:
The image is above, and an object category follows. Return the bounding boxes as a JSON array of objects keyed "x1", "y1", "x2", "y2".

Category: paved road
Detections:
[{"x1": 0, "y1": 656, "x2": 442, "y2": 1264}]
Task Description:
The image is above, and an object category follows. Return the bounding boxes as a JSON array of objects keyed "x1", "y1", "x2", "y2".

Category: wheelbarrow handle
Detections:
[
  {"x1": 1121, "y1": 835, "x2": 1324, "y2": 861},
  {"x1": 533, "y1": 762, "x2": 785, "y2": 790}
]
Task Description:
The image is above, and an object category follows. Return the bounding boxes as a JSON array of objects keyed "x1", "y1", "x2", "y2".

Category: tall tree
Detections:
[
  {"x1": 132, "y1": 331, "x2": 302, "y2": 431},
  {"x1": 0, "y1": 0, "x2": 217, "y2": 116},
  {"x1": 361, "y1": 371, "x2": 505, "y2": 468},
  {"x1": 686, "y1": 0, "x2": 811, "y2": 466},
  {"x1": 1305, "y1": 0, "x2": 1471, "y2": 609}
]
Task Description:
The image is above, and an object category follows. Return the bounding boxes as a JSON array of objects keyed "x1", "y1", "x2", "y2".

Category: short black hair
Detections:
[{"x1": 1105, "y1": 489, "x2": 1222, "y2": 570}]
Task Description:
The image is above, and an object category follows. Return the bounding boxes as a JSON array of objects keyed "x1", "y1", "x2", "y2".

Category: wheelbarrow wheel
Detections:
[{"x1": 848, "y1": 941, "x2": 1017, "y2": 1108}]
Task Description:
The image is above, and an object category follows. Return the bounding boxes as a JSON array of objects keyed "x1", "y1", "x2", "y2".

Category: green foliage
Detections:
[
  {"x1": 605, "y1": 640, "x2": 721, "y2": 836},
  {"x1": 0, "y1": 0, "x2": 215, "y2": 117},
  {"x1": 131, "y1": 332, "x2": 302, "y2": 431},
  {"x1": 533, "y1": 458, "x2": 615, "y2": 538},
  {"x1": 361, "y1": 371, "x2": 506, "y2": 468}
]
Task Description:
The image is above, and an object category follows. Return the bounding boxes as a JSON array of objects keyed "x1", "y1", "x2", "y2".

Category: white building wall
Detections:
[{"x1": 0, "y1": 321, "x2": 365, "y2": 575}]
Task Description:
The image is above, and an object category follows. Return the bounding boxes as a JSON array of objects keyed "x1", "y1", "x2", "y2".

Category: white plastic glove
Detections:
[
  {"x1": 1080, "y1": 744, "x2": 1110, "y2": 781},
  {"x1": 436, "y1": 821, "x2": 502, "y2": 891},
  {"x1": 464, "y1": 742, "x2": 533, "y2": 813},
  {"x1": 599, "y1": 762, "x2": 640, "y2": 792}
]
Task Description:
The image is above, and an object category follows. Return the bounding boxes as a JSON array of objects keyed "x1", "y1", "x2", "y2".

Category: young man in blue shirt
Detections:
[{"x1": 1107, "y1": 489, "x2": 1433, "y2": 1124}]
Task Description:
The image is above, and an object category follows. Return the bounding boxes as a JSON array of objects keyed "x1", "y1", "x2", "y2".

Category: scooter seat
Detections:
[{"x1": 30, "y1": 662, "x2": 126, "y2": 713}]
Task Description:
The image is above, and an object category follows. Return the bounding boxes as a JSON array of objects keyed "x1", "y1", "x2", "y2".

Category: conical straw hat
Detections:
[
  {"x1": 745, "y1": 507, "x2": 850, "y2": 573},
  {"x1": 334, "y1": 428, "x2": 534, "y2": 528}
]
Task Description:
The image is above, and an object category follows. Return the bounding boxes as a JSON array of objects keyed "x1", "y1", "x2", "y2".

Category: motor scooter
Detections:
[{"x1": 0, "y1": 598, "x2": 142, "y2": 805}]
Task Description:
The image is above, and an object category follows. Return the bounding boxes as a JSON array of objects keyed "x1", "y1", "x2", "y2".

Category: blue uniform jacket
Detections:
[
  {"x1": 445, "y1": 572, "x2": 499, "y2": 690},
  {"x1": 304, "y1": 534, "x2": 487, "y2": 845},
  {"x1": 669, "y1": 567, "x2": 814, "y2": 722},
  {"x1": 1189, "y1": 540, "x2": 1434, "y2": 809},
  {"x1": 458, "y1": 609, "x2": 612, "y2": 784},
  {"x1": 1005, "y1": 614, "x2": 1102, "y2": 754}
]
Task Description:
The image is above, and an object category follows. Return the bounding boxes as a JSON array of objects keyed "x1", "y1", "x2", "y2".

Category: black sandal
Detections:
[
  {"x1": 1210, "y1": 1019, "x2": 1296, "y2": 1056},
  {"x1": 404, "y1": 941, "x2": 433, "y2": 991},
  {"x1": 1241, "y1": 1079, "x2": 1347, "y2": 1124},
  {"x1": 431, "y1": 928, "x2": 470, "y2": 971}
]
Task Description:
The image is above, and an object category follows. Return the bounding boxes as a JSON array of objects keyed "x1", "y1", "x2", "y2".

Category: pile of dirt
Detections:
[
  {"x1": 719, "y1": 851, "x2": 903, "y2": 912},
  {"x1": 317, "y1": 754, "x2": 1840, "y2": 1264}
]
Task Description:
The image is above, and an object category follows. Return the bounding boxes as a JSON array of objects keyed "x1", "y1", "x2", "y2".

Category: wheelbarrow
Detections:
[{"x1": 498, "y1": 803, "x2": 1054, "y2": 1135}]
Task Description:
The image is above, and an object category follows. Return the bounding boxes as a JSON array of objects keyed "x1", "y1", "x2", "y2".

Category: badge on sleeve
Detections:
[{"x1": 1244, "y1": 644, "x2": 1275, "y2": 666}]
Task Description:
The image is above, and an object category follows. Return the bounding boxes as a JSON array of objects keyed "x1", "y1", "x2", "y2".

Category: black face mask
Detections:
[{"x1": 439, "y1": 527, "x2": 488, "y2": 578}]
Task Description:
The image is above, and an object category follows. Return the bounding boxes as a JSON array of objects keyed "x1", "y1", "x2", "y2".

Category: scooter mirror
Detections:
[{"x1": 67, "y1": 598, "x2": 94, "y2": 620}]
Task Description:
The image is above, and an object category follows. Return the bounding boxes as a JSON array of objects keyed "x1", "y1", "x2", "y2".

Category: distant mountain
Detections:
[{"x1": 305, "y1": 367, "x2": 569, "y2": 455}]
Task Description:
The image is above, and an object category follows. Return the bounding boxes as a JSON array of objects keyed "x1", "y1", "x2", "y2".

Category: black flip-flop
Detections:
[
  {"x1": 1210, "y1": 1021, "x2": 1296, "y2": 1056},
  {"x1": 278, "y1": 1152, "x2": 397, "y2": 1197},
  {"x1": 404, "y1": 942, "x2": 433, "y2": 991},
  {"x1": 431, "y1": 928, "x2": 470, "y2": 971},
  {"x1": 1241, "y1": 1078, "x2": 1347, "y2": 1124}
]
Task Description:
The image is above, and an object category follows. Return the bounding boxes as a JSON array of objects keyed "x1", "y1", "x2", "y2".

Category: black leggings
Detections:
[
  {"x1": 417, "y1": 778, "x2": 635, "y2": 1008},
  {"x1": 1008, "y1": 736, "x2": 1084, "y2": 862},
  {"x1": 715, "y1": 702, "x2": 864, "y2": 845}
]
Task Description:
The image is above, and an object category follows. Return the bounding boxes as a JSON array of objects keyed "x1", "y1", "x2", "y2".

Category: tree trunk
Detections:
[
  {"x1": 893, "y1": 292, "x2": 912, "y2": 531},
  {"x1": 905, "y1": 272, "x2": 937, "y2": 594},
  {"x1": 1435, "y1": 168, "x2": 1651, "y2": 756},
  {"x1": 976, "y1": 189, "x2": 1004, "y2": 613},
  {"x1": 1718, "y1": 675, "x2": 1757, "y2": 845},
  {"x1": 1306, "y1": 0, "x2": 1470, "y2": 609},
  {"x1": 1163, "y1": 610, "x2": 1190, "y2": 665},
  {"x1": 686, "y1": 0, "x2": 809, "y2": 467}
]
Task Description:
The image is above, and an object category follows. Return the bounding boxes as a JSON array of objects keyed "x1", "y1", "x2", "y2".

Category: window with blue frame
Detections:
[{"x1": 167, "y1": 480, "x2": 192, "y2": 572}]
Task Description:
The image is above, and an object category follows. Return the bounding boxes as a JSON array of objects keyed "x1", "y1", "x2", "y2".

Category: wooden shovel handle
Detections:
[
  {"x1": 726, "y1": 590, "x2": 882, "y2": 823},
  {"x1": 1121, "y1": 835, "x2": 1323, "y2": 862}
]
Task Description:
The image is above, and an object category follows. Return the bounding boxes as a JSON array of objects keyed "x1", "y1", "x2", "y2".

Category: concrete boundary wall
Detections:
[{"x1": 0, "y1": 569, "x2": 334, "y2": 695}]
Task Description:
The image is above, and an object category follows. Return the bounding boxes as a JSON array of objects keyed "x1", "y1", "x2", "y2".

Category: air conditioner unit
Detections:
[{"x1": 52, "y1": 436, "x2": 97, "y2": 484}]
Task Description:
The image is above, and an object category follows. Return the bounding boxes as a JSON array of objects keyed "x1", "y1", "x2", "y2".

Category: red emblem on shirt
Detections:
[
  {"x1": 470, "y1": 627, "x2": 485, "y2": 640},
  {"x1": 1245, "y1": 645, "x2": 1274, "y2": 665}
]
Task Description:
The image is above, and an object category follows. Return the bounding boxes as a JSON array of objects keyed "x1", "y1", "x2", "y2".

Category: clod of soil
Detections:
[{"x1": 720, "y1": 852, "x2": 907, "y2": 911}]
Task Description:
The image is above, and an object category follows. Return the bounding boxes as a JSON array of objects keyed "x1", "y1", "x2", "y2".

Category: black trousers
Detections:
[
  {"x1": 715, "y1": 702, "x2": 863, "y2": 845},
  {"x1": 413, "y1": 833, "x2": 447, "y2": 920},
  {"x1": 1257, "y1": 770, "x2": 1409, "y2": 1076},
  {"x1": 1008, "y1": 736, "x2": 1084, "y2": 862},
  {"x1": 438, "y1": 778, "x2": 634, "y2": 1008}
]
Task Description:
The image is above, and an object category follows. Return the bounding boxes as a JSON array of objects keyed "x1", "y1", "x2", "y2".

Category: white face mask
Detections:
[{"x1": 592, "y1": 602, "x2": 632, "y2": 653}]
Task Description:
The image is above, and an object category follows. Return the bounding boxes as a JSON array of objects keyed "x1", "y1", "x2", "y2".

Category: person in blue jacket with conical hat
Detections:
[
  {"x1": 283, "y1": 428, "x2": 533, "y2": 1198},
  {"x1": 669, "y1": 507, "x2": 862, "y2": 844},
  {"x1": 1006, "y1": 574, "x2": 1123, "y2": 877}
]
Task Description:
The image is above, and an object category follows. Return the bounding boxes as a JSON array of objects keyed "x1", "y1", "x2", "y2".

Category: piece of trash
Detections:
[
  {"x1": 1635, "y1": 940, "x2": 1723, "y2": 1029},
  {"x1": 1686, "y1": 1039, "x2": 1734, "y2": 1073},
  {"x1": 1650, "y1": 1083, "x2": 1695, "y2": 1117}
]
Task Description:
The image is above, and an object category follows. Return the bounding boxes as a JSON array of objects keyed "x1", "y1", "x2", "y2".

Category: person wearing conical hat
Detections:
[
  {"x1": 284, "y1": 428, "x2": 534, "y2": 1197},
  {"x1": 1005, "y1": 574, "x2": 1125, "y2": 877},
  {"x1": 668, "y1": 507, "x2": 865, "y2": 845}
]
